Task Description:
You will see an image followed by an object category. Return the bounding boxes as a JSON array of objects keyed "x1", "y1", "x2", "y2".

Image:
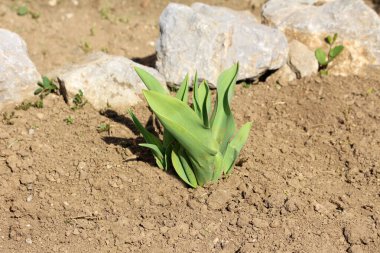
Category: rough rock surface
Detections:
[
  {"x1": 0, "y1": 28, "x2": 40, "y2": 110},
  {"x1": 156, "y1": 2, "x2": 288, "y2": 86},
  {"x1": 288, "y1": 40, "x2": 319, "y2": 78},
  {"x1": 262, "y1": 0, "x2": 380, "y2": 75},
  {"x1": 49, "y1": 52, "x2": 166, "y2": 110}
]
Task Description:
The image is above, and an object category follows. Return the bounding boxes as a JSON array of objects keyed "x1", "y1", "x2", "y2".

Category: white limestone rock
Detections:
[
  {"x1": 156, "y1": 2, "x2": 288, "y2": 86},
  {"x1": 49, "y1": 52, "x2": 167, "y2": 110},
  {"x1": 288, "y1": 40, "x2": 319, "y2": 78},
  {"x1": 0, "y1": 29, "x2": 40, "y2": 111},
  {"x1": 262, "y1": 0, "x2": 380, "y2": 75}
]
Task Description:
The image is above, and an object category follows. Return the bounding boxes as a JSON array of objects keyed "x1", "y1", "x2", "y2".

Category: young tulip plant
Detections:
[{"x1": 129, "y1": 64, "x2": 252, "y2": 188}]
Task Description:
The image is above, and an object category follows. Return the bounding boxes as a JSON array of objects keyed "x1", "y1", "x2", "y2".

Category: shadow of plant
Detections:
[{"x1": 100, "y1": 109, "x2": 161, "y2": 166}]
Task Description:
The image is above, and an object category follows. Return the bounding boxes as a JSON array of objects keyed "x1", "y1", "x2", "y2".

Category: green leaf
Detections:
[
  {"x1": 171, "y1": 146, "x2": 197, "y2": 188},
  {"x1": 143, "y1": 90, "x2": 218, "y2": 185},
  {"x1": 178, "y1": 147, "x2": 198, "y2": 187},
  {"x1": 315, "y1": 48, "x2": 327, "y2": 66},
  {"x1": 42, "y1": 76, "x2": 51, "y2": 87},
  {"x1": 134, "y1": 67, "x2": 168, "y2": 94},
  {"x1": 17, "y1": 6, "x2": 28, "y2": 16},
  {"x1": 139, "y1": 143, "x2": 164, "y2": 170},
  {"x1": 198, "y1": 81, "x2": 211, "y2": 128},
  {"x1": 164, "y1": 143, "x2": 173, "y2": 171},
  {"x1": 175, "y1": 74, "x2": 189, "y2": 103},
  {"x1": 211, "y1": 63, "x2": 239, "y2": 153},
  {"x1": 143, "y1": 90, "x2": 217, "y2": 156},
  {"x1": 129, "y1": 110, "x2": 163, "y2": 151},
  {"x1": 34, "y1": 87, "x2": 43, "y2": 95},
  {"x1": 333, "y1": 33, "x2": 338, "y2": 44},
  {"x1": 329, "y1": 45, "x2": 344, "y2": 59},
  {"x1": 325, "y1": 35, "x2": 333, "y2": 45},
  {"x1": 192, "y1": 72, "x2": 201, "y2": 117},
  {"x1": 211, "y1": 151, "x2": 224, "y2": 181},
  {"x1": 222, "y1": 122, "x2": 252, "y2": 174}
]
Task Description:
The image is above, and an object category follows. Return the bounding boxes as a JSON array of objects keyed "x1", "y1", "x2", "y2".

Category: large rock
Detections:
[
  {"x1": 0, "y1": 29, "x2": 40, "y2": 111},
  {"x1": 262, "y1": 0, "x2": 380, "y2": 75},
  {"x1": 49, "y1": 52, "x2": 167, "y2": 110},
  {"x1": 156, "y1": 2, "x2": 288, "y2": 86}
]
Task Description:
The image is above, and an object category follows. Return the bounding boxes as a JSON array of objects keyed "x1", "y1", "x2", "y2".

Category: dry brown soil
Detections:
[{"x1": 1, "y1": 1, "x2": 380, "y2": 253}]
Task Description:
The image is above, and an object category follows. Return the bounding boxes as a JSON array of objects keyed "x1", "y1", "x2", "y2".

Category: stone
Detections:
[
  {"x1": 347, "y1": 245, "x2": 365, "y2": 253},
  {"x1": 251, "y1": 218, "x2": 269, "y2": 228},
  {"x1": 207, "y1": 189, "x2": 233, "y2": 210},
  {"x1": 267, "y1": 64, "x2": 296, "y2": 85},
  {"x1": 343, "y1": 223, "x2": 372, "y2": 245},
  {"x1": 20, "y1": 174, "x2": 37, "y2": 185},
  {"x1": 48, "y1": 52, "x2": 166, "y2": 110},
  {"x1": 0, "y1": 29, "x2": 40, "y2": 110},
  {"x1": 262, "y1": 0, "x2": 380, "y2": 76},
  {"x1": 288, "y1": 40, "x2": 318, "y2": 78},
  {"x1": 156, "y1": 2, "x2": 288, "y2": 86}
]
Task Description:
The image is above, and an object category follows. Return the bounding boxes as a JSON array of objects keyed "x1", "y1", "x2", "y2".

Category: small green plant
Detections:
[
  {"x1": 35, "y1": 76, "x2": 58, "y2": 98},
  {"x1": 34, "y1": 99, "x2": 44, "y2": 109},
  {"x1": 33, "y1": 76, "x2": 58, "y2": 108},
  {"x1": 315, "y1": 33, "x2": 344, "y2": 75},
  {"x1": 97, "y1": 123, "x2": 111, "y2": 133},
  {"x1": 17, "y1": 6, "x2": 28, "y2": 16},
  {"x1": 64, "y1": 116, "x2": 74, "y2": 125},
  {"x1": 80, "y1": 41, "x2": 92, "y2": 53},
  {"x1": 130, "y1": 64, "x2": 252, "y2": 188},
  {"x1": 16, "y1": 5, "x2": 39, "y2": 19},
  {"x1": 71, "y1": 90, "x2": 87, "y2": 110},
  {"x1": 99, "y1": 7, "x2": 112, "y2": 20}
]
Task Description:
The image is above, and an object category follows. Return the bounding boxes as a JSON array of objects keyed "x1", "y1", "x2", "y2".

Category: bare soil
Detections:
[{"x1": 1, "y1": 1, "x2": 380, "y2": 253}]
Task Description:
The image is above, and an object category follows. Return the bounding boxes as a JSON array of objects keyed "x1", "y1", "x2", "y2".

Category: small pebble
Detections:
[{"x1": 26, "y1": 195, "x2": 33, "y2": 202}]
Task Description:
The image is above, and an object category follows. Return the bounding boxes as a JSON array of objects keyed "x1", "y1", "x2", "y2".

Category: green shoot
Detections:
[
  {"x1": 71, "y1": 90, "x2": 87, "y2": 110},
  {"x1": 64, "y1": 116, "x2": 74, "y2": 125},
  {"x1": 315, "y1": 33, "x2": 344, "y2": 75},
  {"x1": 130, "y1": 64, "x2": 252, "y2": 188},
  {"x1": 97, "y1": 123, "x2": 111, "y2": 133},
  {"x1": 34, "y1": 76, "x2": 58, "y2": 98},
  {"x1": 17, "y1": 6, "x2": 28, "y2": 16}
]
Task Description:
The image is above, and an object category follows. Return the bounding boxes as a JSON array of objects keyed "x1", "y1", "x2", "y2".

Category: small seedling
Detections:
[
  {"x1": 315, "y1": 33, "x2": 344, "y2": 75},
  {"x1": 35, "y1": 76, "x2": 58, "y2": 98},
  {"x1": 97, "y1": 123, "x2": 111, "y2": 133},
  {"x1": 30, "y1": 11, "x2": 40, "y2": 19},
  {"x1": 71, "y1": 90, "x2": 87, "y2": 110},
  {"x1": 101, "y1": 47, "x2": 109, "y2": 53},
  {"x1": 99, "y1": 7, "x2": 112, "y2": 20},
  {"x1": 242, "y1": 82, "x2": 251, "y2": 88},
  {"x1": 16, "y1": 5, "x2": 39, "y2": 19},
  {"x1": 34, "y1": 99, "x2": 44, "y2": 109},
  {"x1": 64, "y1": 116, "x2": 74, "y2": 125},
  {"x1": 17, "y1": 6, "x2": 28, "y2": 16},
  {"x1": 80, "y1": 41, "x2": 92, "y2": 53}
]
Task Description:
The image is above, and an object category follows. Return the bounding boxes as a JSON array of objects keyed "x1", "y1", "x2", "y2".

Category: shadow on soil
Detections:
[{"x1": 100, "y1": 109, "x2": 160, "y2": 166}]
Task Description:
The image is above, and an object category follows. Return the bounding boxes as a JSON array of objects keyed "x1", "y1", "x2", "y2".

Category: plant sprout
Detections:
[
  {"x1": 130, "y1": 64, "x2": 252, "y2": 188},
  {"x1": 315, "y1": 33, "x2": 344, "y2": 75}
]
